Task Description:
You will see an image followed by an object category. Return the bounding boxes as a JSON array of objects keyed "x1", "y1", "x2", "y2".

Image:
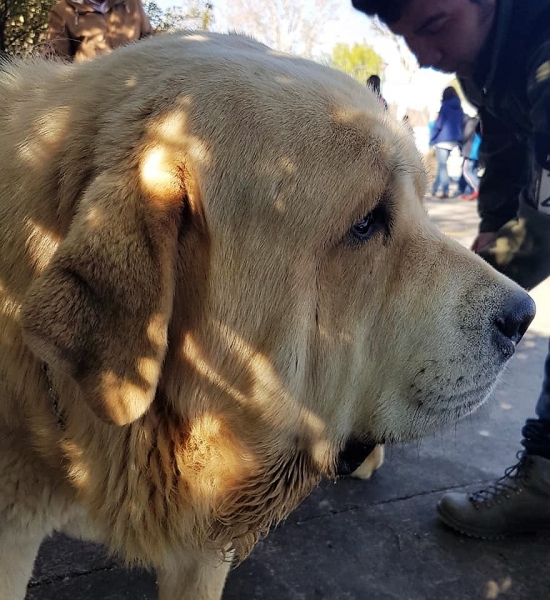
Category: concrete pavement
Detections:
[{"x1": 26, "y1": 195, "x2": 550, "y2": 600}]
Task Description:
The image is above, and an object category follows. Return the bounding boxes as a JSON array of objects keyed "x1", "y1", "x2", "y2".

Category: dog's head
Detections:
[{"x1": 20, "y1": 32, "x2": 534, "y2": 557}]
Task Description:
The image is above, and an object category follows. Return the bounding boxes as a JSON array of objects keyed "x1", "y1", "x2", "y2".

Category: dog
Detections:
[{"x1": 0, "y1": 31, "x2": 534, "y2": 599}]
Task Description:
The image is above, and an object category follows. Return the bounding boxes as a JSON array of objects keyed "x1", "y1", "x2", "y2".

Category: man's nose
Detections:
[{"x1": 408, "y1": 39, "x2": 442, "y2": 68}]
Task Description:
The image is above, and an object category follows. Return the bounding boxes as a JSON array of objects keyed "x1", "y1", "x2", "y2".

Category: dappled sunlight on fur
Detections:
[{"x1": 0, "y1": 31, "x2": 532, "y2": 600}]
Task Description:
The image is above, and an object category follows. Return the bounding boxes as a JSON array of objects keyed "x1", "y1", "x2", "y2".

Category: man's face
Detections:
[{"x1": 390, "y1": 0, "x2": 496, "y2": 76}]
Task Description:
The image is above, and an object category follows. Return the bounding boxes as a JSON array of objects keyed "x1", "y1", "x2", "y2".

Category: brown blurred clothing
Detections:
[{"x1": 45, "y1": 0, "x2": 153, "y2": 62}]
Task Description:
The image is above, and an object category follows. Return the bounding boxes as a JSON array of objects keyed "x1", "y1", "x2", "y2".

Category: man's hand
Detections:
[{"x1": 471, "y1": 232, "x2": 498, "y2": 254}]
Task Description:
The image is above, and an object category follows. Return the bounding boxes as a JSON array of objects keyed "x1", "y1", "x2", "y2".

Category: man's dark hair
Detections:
[
  {"x1": 442, "y1": 86, "x2": 459, "y2": 102},
  {"x1": 352, "y1": 0, "x2": 484, "y2": 24},
  {"x1": 351, "y1": 0, "x2": 410, "y2": 24},
  {"x1": 367, "y1": 74, "x2": 381, "y2": 94}
]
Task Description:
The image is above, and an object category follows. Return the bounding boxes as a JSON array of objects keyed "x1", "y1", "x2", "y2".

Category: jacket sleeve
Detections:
[
  {"x1": 478, "y1": 30, "x2": 550, "y2": 233},
  {"x1": 44, "y1": 2, "x2": 72, "y2": 60},
  {"x1": 429, "y1": 109, "x2": 443, "y2": 145},
  {"x1": 476, "y1": 108, "x2": 530, "y2": 232},
  {"x1": 527, "y1": 38, "x2": 550, "y2": 206}
]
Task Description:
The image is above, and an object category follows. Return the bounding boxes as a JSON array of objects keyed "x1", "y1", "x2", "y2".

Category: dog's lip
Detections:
[
  {"x1": 431, "y1": 387, "x2": 492, "y2": 415},
  {"x1": 451, "y1": 381, "x2": 496, "y2": 401},
  {"x1": 493, "y1": 333, "x2": 517, "y2": 360}
]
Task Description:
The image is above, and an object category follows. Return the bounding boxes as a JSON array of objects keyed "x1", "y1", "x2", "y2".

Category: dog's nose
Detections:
[{"x1": 494, "y1": 292, "x2": 535, "y2": 356}]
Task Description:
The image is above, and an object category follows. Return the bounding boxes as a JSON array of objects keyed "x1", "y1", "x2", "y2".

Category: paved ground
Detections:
[{"x1": 27, "y1": 195, "x2": 550, "y2": 600}]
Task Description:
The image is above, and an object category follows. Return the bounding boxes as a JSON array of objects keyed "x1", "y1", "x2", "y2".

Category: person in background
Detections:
[
  {"x1": 460, "y1": 115, "x2": 482, "y2": 201},
  {"x1": 352, "y1": 0, "x2": 550, "y2": 540},
  {"x1": 367, "y1": 74, "x2": 389, "y2": 110},
  {"x1": 402, "y1": 113, "x2": 413, "y2": 131},
  {"x1": 44, "y1": 0, "x2": 153, "y2": 62},
  {"x1": 457, "y1": 172, "x2": 473, "y2": 197},
  {"x1": 429, "y1": 86, "x2": 464, "y2": 198}
]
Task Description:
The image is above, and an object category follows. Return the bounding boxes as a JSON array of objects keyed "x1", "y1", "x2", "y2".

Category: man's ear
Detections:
[{"x1": 21, "y1": 170, "x2": 184, "y2": 425}]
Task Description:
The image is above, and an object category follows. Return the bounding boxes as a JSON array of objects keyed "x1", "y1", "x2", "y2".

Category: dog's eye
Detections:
[
  {"x1": 348, "y1": 200, "x2": 390, "y2": 245},
  {"x1": 351, "y1": 212, "x2": 376, "y2": 241}
]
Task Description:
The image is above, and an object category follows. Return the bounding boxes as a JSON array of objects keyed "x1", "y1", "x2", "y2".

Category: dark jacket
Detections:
[
  {"x1": 430, "y1": 96, "x2": 464, "y2": 146},
  {"x1": 459, "y1": 0, "x2": 550, "y2": 233},
  {"x1": 45, "y1": 0, "x2": 153, "y2": 62}
]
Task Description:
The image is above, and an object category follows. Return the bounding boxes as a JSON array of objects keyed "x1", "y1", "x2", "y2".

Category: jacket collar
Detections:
[{"x1": 473, "y1": 0, "x2": 514, "y2": 95}]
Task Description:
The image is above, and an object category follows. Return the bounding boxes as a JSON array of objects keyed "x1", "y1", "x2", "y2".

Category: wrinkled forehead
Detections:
[
  {"x1": 280, "y1": 80, "x2": 425, "y2": 208},
  {"x1": 319, "y1": 105, "x2": 420, "y2": 199},
  {"x1": 208, "y1": 92, "x2": 422, "y2": 242},
  {"x1": 296, "y1": 100, "x2": 426, "y2": 240},
  {"x1": 176, "y1": 47, "x2": 425, "y2": 240}
]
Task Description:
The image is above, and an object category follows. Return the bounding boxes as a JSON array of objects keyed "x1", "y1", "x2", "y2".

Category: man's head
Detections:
[
  {"x1": 442, "y1": 86, "x2": 459, "y2": 102},
  {"x1": 352, "y1": 0, "x2": 496, "y2": 76}
]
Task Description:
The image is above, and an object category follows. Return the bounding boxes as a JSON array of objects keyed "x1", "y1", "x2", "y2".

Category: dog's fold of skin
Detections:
[{"x1": 0, "y1": 32, "x2": 535, "y2": 599}]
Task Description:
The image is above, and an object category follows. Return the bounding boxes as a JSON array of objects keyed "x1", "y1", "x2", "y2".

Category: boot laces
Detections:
[{"x1": 470, "y1": 452, "x2": 529, "y2": 504}]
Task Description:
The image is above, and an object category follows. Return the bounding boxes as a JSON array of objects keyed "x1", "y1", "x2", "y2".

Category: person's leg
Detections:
[
  {"x1": 432, "y1": 147, "x2": 442, "y2": 196},
  {"x1": 464, "y1": 159, "x2": 480, "y2": 190},
  {"x1": 434, "y1": 147, "x2": 450, "y2": 196},
  {"x1": 458, "y1": 172, "x2": 472, "y2": 196},
  {"x1": 441, "y1": 148, "x2": 451, "y2": 196},
  {"x1": 521, "y1": 338, "x2": 550, "y2": 458},
  {"x1": 437, "y1": 338, "x2": 550, "y2": 538},
  {"x1": 462, "y1": 159, "x2": 479, "y2": 199}
]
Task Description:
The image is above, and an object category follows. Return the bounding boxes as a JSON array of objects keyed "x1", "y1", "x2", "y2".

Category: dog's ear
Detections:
[{"x1": 22, "y1": 170, "x2": 184, "y2": 425}]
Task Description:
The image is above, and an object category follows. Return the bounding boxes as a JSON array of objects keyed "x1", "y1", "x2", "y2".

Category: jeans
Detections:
[
  {"x1": 462, "y1": 158, "x2": 479, "y2": 193},
  {"x1": 458, "y1": 173, "x2": 473, "y2": 196},
  {"x1": 522, "y1": 338, "x2": 550, "y2": 459},
  {"x1": 432, "y1": 147, "x2": 451, "y2": 196}
]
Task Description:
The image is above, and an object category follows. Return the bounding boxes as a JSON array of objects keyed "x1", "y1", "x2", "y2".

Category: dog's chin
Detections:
[
  {"x1": 384, "y1": 390, "x2": 493, "y2": 445},
  {"x1": 336, "y1": 438, "x2": 382, "y2": 477}
]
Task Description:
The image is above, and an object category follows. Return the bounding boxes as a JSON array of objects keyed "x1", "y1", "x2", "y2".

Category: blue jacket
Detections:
[
  {"x1": 470, "y1": 134, "x2": 481, "y2": 160},
  {"x1": 430, "y1": 97, "x2": 464, "y2": 146}
]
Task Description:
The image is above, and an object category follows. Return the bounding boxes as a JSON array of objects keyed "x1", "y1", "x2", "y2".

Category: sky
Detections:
[{"x1": 155, "y1": 0, "x2": 456, "y2": 117}]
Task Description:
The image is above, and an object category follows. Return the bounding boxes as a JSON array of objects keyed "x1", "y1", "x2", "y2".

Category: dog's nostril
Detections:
[{"x1": 495, "y1": 293, "x2": 536, "y2": 345}]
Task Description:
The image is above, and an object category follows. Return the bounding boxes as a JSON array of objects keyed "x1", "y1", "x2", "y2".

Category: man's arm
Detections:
[
  {"x1": 476, "y1": 109, "x2": 530, "y2": 233},
  {"x1": 429, "y1": 110, "x2": 443, "y2": 145},
  {"x1": 527, "y1": 37, "x2": 550, "y2": 213},
  {"x1": 477, "y1": 28, "x2": 550, "y2": 235},
  {"x1": 474, "y1": 39, "x2": 550, "y2": 285}
]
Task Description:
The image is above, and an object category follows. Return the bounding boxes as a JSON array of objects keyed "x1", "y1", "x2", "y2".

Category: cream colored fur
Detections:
[
  {"x1": 352, "y1": 444, "x2": 385, "y2": 479},
  {"x1": 0, "y1": 32, "x2": 530, "y2": 599}
]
